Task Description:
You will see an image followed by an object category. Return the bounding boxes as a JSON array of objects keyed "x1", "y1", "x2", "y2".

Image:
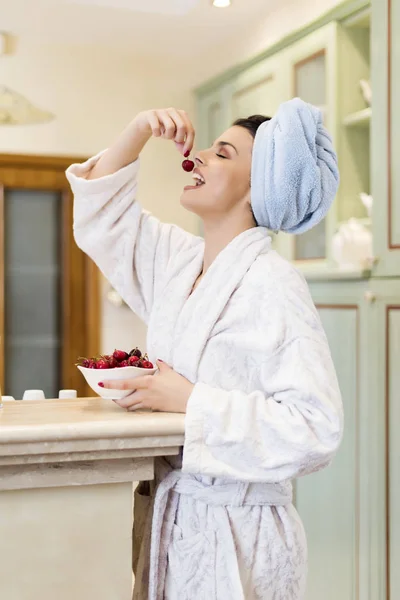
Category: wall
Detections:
[
  {"x1": 0, "y1": 0, "x2": 342, "y2": 357},
  {"x1": 0, "y1": 40, "x2": 197, "y2": 355}
]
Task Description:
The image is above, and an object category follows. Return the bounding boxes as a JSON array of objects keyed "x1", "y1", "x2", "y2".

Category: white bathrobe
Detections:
[{"x1": 66, "y1": 154, "x2": 343, "y2": 600}]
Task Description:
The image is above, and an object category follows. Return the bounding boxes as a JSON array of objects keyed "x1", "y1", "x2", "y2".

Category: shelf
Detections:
[
  {"x1": 343, "y1": 107, "x2": 371, "y2": 128},
  {"x1": 304, "y1": 266, "x2": 372, "y2": 282}
]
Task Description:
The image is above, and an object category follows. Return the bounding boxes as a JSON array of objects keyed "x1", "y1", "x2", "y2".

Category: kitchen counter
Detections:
[{"x1": 0, "y1": 397, "x2": 185, "y2": 600}]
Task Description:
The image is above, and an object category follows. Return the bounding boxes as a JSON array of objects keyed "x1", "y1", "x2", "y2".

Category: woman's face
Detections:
[{"x1": 180, "y1": 125, "x2": 254, "y2": 222}]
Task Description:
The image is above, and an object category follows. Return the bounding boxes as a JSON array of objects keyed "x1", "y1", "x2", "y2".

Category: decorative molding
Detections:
[
  {"x1": 233, "y1": 74, "x2": 274, "y2": 101},
  {"x1": 386, "y1": 305, "x2": 400, "y2": 600},
  {"x1": 387, "y1": 0, "x2": 399, "y2": 250},
  {"x1": 195, "y1": 0, "x2": 370, "y2": 96}
]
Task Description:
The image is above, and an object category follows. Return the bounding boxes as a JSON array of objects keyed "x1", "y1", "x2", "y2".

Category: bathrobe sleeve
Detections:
[
  {"x1": 182, "y1": 284, "x2": 343, "y2": 483},
  {"x1": 66, "y1": 152, "x2": 197, "y2": 323}
]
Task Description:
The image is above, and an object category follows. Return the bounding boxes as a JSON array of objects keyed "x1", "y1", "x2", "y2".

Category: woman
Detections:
[{"x1": 67, "y1": 100, "x2": 343, "y2": 600}]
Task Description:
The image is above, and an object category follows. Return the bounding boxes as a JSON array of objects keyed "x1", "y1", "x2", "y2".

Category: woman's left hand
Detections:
[{"x1": 99, "y1": 360, "x2": 194, "y2": 413}]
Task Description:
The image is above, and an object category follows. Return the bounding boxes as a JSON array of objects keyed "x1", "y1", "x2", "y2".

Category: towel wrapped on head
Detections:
[{"x1": 250, "y1": 97, "x2": 339, "y2": 234}]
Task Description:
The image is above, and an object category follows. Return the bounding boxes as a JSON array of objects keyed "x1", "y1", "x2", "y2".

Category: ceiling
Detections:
[
  {"x1": 0, "y1": 0, "x2": 281, "y2": 58},
  {"x1": 63, "y1": 0, "x2": 201, "y2": 16}
]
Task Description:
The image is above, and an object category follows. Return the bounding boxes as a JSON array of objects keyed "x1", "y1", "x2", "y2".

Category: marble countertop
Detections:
[
  {"x1": 0, "y1": 398, "x2": 186, "y2": 491},
  {"x1": 0, "y1": 397, "x2": 186, "y2": 446}
]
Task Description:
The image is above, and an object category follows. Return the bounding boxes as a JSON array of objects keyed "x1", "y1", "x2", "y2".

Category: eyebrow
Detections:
[{"x1": 216, "y1": 140, "x2": 238, "y2": 155}]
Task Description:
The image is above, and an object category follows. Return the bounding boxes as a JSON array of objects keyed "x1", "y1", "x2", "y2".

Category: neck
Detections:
[{"x1": 201, "y1": 213, "x2": 257, "y2": 274}]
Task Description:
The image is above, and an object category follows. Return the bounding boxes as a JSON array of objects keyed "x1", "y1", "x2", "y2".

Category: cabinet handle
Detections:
[{"x1": 364, "y1": 291, "x2": 376, "y2": 303}]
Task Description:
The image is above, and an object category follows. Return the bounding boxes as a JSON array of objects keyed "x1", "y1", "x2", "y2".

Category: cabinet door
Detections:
[
  {"x1": 295, "y1": 280, "x2": 368, "y2": 600},
  {"x1": 229, "y1": 53, "x2": 287, "y2": 122},
  {"x1": 296, "y1": 277, "x2": 397, "y2": 600},
  {"x1": 0, "y1": 156, "x2": 100, "y2": 398},
  {"x1": 372, "y1": 0, "x2": 400, "y2": 276},
  {"x1": 277, "y1": 24, "x2": 338, "y2": 269},
  {"x1": 196, "y1": 87, "x2": 231, "y2": 150},
  {"x1": 368, "y1": 279, "x2": 400, "y2": 600}
]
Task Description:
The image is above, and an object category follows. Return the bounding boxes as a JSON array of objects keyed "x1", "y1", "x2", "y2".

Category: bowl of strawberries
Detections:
[{"x1": 76, "y1": 348, "x2": 156, "y2": 399}]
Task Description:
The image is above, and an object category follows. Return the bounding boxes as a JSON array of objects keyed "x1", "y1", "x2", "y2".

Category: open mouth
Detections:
[{"x1": 192, "y1": 172, "x2": 206, "y2": 187}]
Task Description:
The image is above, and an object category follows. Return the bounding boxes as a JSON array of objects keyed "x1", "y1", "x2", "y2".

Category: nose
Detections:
[{"x1": 195, "y1": 151, "x2": 206, "y2": 166}]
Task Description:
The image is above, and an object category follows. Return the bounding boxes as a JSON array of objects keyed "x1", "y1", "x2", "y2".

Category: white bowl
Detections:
[{"x1": 77, "y1": 365, "x2": 157, "y2": 399}]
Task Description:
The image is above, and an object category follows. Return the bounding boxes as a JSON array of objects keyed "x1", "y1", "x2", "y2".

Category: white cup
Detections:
[
  {"x1": 1, "y1": 396, "x2": 15, "y2": 402},
  {"x1": 22, "y1": 390, "x2": 46, "y2": 401},
  {"x1": 58, "y1": 390, "x2": 77, "y2": 399}
]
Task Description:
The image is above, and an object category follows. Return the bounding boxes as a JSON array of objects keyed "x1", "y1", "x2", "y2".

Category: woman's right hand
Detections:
[{"x1": 133, "y1": 108, "x2": 195, "y2": 156}]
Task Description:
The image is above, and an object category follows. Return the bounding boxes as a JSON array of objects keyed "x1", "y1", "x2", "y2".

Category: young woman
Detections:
[{"x1": 67, "y1": 100, "x2": 343, "y2": 600}]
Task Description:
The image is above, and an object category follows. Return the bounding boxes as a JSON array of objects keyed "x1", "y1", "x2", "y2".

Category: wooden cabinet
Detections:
[{"x1": 0, "y1": 155, "x2": 100, "y2": 399}]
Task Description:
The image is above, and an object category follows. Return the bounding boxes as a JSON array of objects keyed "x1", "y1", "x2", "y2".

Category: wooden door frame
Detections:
[{"x1": 0, "y1": 153, "x2": 100, "y2": 396}]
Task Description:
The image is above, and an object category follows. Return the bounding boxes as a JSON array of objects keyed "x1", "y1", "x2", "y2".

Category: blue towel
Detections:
[{"x1": 251, "y1": 98, "x2": 339, "y2": 234}]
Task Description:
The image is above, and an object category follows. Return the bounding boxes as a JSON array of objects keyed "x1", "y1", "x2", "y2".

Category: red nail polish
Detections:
[
  {"x1": 184, "y1": 150, "x2": 190, "y2": 158},
  {"x1": 98, "y1": 382, "x2": 104, "y2": 388},
  {"x1": 158, "y1": 359, "x2": 164, "y2": 363}
]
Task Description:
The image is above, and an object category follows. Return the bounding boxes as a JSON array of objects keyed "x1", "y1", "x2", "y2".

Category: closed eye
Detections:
[{"x1": 216, "y1": 153, "x2": 228, "y2": 159}]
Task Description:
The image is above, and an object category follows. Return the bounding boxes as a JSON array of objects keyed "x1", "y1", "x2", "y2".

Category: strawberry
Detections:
[
  {"x1": 129, "y1": 355, "x2": 140, "y2": 366},
  {"x1": 129, "y1": 347, "x2": 142, "y2": 359},
  {"x1": 113, "y1": 349, "x2": 129, "y2": 362}
]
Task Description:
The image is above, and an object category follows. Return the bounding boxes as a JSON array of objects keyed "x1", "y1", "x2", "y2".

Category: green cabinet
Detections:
[
  {"x1": 294, "y1": 278, "x2": 400, "y2": 600},
  {"x1": 229, "y1": 52, "x2": 287, "y2": 123},
  {"x1": 195, "y1": 1, "x2": 400, "y2": 598},
  {"x1": 295, "y1": 286, "x2": 364, "y2": 600},
  {"x1": 371, "y1": 0, "x2": 400, "y2": 276},
  {"x1": 195, "y1": 15, "x2": 372, "y2": 272}
]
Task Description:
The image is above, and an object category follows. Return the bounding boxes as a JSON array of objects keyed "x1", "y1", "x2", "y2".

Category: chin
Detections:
[{"x1": 180, "y1": 188, "x2": 204, "y2": 215}]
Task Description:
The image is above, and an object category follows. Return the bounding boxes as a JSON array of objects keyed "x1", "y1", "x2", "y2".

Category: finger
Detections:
[
  {"x1": 157, "y1": 110, "x2": 177, "y2": 140},
  {"x1": 156, "y1": 359, "x2": 170, "y2": 372},
  {"x1": 147, "y1": 110, "x2": 162, "y2": 137},
  {"x1": 166, "y1": 108, "x2": 186, "y2": 145},
  {"x1": 99, "y1": 378, "x2": 138, "y2": 391},
  {"x1": 129, "y1": 375, "x2": 154, "y2": 389},
  {"x1": 128, "y1": 403, "x2": 145, "y2": 412},
  {"x1": 99, "y1": 375, "x2": 153, "y2": 391},
  {"x1": 115, "y1": 391, "x2": 145, "y2": 409},
  {"x1": 178, "y1": 110, "x2": 195, "y2": 155}
]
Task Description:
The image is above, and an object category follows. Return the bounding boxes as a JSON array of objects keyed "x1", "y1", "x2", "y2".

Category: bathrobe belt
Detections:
[{"x1": 148, "y1": 459, "x2": 293, "y2": 600}]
